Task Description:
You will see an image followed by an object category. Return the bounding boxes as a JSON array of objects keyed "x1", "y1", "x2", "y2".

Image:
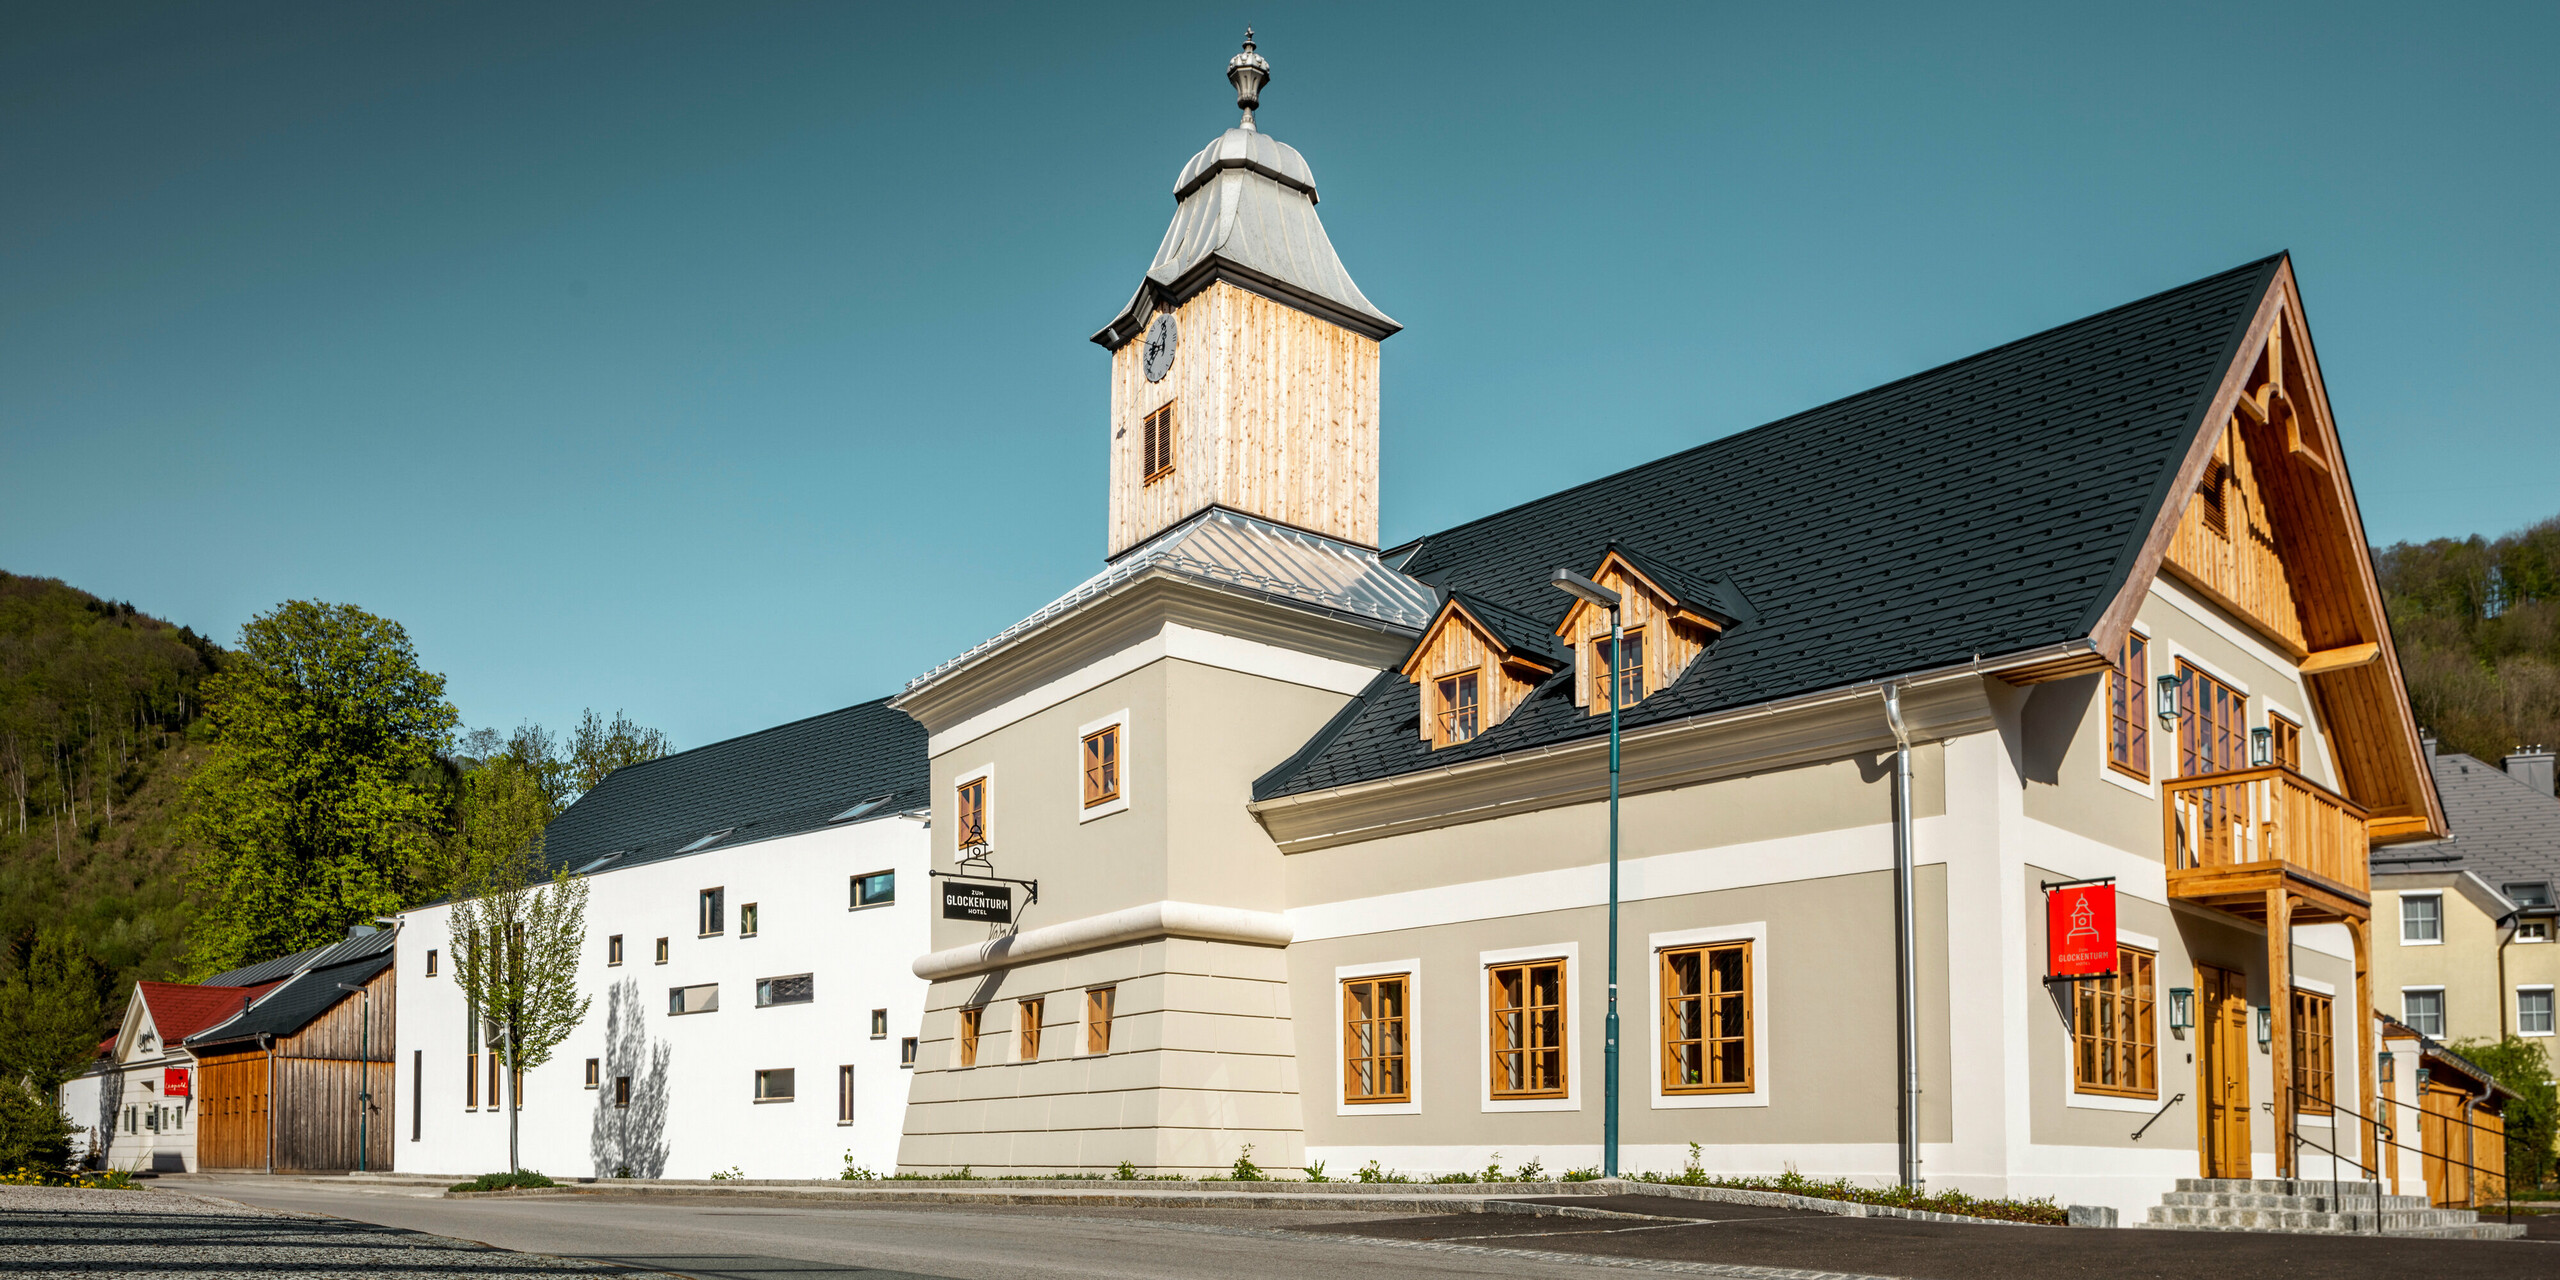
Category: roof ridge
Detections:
[
  {"x1": 1400, "y1": 254, "x2": 2288, "y2": 550},
  {"x1": 598, "y1": 695, "x2": 901, "y2": 782}
]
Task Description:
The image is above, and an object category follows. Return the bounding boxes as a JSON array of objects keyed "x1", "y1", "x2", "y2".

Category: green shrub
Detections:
[
  {"x1": 0, "y1": 1082, "x2": 74, "y2": 1173},
  {"x1": 450, "y1": 1170, "x2": 557, "y2": 1192},
  {"x1": 1113, "y1": 1160, "x2": 1138, "y2": 1181},
  {"x1": 1229, "y1": 1145, "x2": 1262, "y2": 1182}
]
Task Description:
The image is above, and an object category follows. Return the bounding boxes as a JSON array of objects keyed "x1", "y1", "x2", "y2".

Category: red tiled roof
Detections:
[{"x1": 135, "y1": 980, "x2": 277, "y2": 1044}]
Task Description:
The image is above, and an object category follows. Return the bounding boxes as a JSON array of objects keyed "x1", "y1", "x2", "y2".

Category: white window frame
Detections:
[
  {"x1": 953, "y1": 762, "x2": 995, "y2": 852},
  {"x1": 2063, "y1": 926, "x2": 2165, "y2": 1113},
  {"x1": 2400, "y1": 892, "x2": 2444, "y2": 946},
  {"x1": 2519, "y1": 985, "x2": 2555, "y2": 1038},
  {"x1": 1478, "y1": 941, "x2": 1580, "y2": 1113},
  {"x1": 1077, "y1": 709, "x2": 1132, "y2": 823},
  {"x1": 1333, "y1": 958, "x2": 1422, "y2": 1117},
  {"x1": 2098, "y1": 621, "x2": 2158, "y2": 800},
  {"x1": 2401, "y1": 986, "x2": 2446, "y2": 1037},
  {"x1": 1649, "y1": 922, "x2": 1769, "y2": 1110}
]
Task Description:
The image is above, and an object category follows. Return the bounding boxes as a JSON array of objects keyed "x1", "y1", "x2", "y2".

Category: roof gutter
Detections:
[{"x1": 1250, "y1": 637, "x2": 2098, "y2": 833}]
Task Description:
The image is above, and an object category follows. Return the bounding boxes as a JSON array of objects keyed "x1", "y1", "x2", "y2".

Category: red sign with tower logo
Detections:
[
  {"x1": 2046, "y1": 883, "x2": 2117, "y2": 976},
  {"x1": 164, "y1": 1067, "x2": 190, "y2": 1098}
]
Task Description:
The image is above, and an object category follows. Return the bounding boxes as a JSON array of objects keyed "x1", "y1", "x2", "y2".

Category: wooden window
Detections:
[
  {"x1": 740, "y1": 903, "x2": 759, "y2": 937},
  {"x1": 2291, "y1": 990, "x2": 2334, "y2": 1114},
  {"x1": 956, "y1": 777, "x2": 989, "y2": 850},
  {"x1": 1019, "y1": 998, "x2": 1044, "y2": 1062},
  {"x1": 754, "y1": 1068, "x2": 795, "y2": 1102},
  {"x1": 852, "y1": 869, "x2": 895, "y2": 907},
  {"x1": 1594, "y1": 629, "x2": 1646, "y2": 711},
  {"x1": 654, "y1": 937, "x2": 669, "y2": 964},
  {"x1": 1086, "y1": 986, "x2": 1116, "y2": 1054},
  {"x1": 614, "y1": 1076, "x2": 630, "y2": 1108},
  {"x1": 1341, "y1": 975, "x2": 1410, "y2": 1104},
  {"x1": 1436, "y1": 671, "x2": 1481, "y2": 745},
  {"x1": 2107, "y1": 633, "x2": 2150, "y2": 780},
  {"x1": 490, "y1": 1052, "x2": 505, "y2": 1112},
  {"x1": 607, "y1": 935, "x2": 622, "y2": 966},
  {"x1": 1488, "y1": 959, "x2": 1568, "y2": 1099},
  {"x1": 425, "y1": 949, "x2": 439, "y2": 976},
  {"x1": 899, "y1": 1037, "x2": 918, "y2": 1067},
  {"x1": 1661, "y1": 942, "x2": 1751, "y2": 1094},
  {"x1": 2268, "y1": 713, "x2": 2302, "y2": 771},
  {"x1": 698, "y1": 887, "x2": 724, "y2": 936},
  {"x1": 1142, "y1": 403, "x2": 1176, "y2": 482},
  {"x1": 837, "y1": 1065, "x2": 856, "y2": 1124},
  {"x1": 2072, "y1": 946, "x2": 2157, "y2": 1099},
  {"x1": 1082, "y1": 726, "x2": 1120, "y2": 807},
  {"x1": 2177, "y1": 662, "x2": 2247, "y2": 777},
  {"x1": 870, "y1": 1009, "x2": 889, "y2": 1039},
  {"x1": 584, "y1": 1059, "x2": 600, "y2": 1089},
  {"x1": 958, "y1": 1007, "x2": 982, "y2": 1067}
]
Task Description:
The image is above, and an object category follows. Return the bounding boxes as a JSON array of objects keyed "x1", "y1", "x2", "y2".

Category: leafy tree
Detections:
[
  {"x1": 0, "y1": 1077, "x2": 73, "y2": 1170},
  {"x1": 2376, "y1": 513, "x2": 2560, "y2": 762},
  {"x1": 567, "y1": 709, "x2": 672, "y2": 801},
  {"x1": 448, "y1": 849, "x2": 592, "y2": 1175},
  {"x1": 0, "y1": 930, "x2": 106, "y2": 1095},
  {"x1": 2449, "y1": 1035, "x2": 2558, "y2": 1191},
  {"x1": 182, "y1": 601, "x2": 457, "y2": 976}
]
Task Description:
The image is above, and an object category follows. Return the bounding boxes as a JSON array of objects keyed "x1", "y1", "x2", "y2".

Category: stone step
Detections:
[
  {"x1": 2172, "y1": 1177, "x2": 2387, "y2": 1196},
  {"x1": 2144, "y1": 1203, "x2": 2522, "y2": 1236},
  {"x1": 2158, "y1": 1190, "x2": 2433, "y2": 1211},
  {"x1": 2134, "y1": 1218, "x2": 2528, "y2": 1240}
]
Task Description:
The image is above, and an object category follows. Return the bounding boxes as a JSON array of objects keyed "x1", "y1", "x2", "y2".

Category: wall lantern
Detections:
[
  {"x1": 2251, "y1": 726, "x2": 2273, "y2": 767},
  {"x1": 2415, "y1": 1066, "x2": 2431, "y2": 1088},
  {"x1": 2155, "y1": 672, "x2": 2185, "y2": 722},
  {"x1": 2253, "y1": 1004, "x2": 2272, "y2": 1051},
  {"x1": 2167, "y1": 987, "x2": 2196, "y2": 1032},
  {"x1": 2378, "y1": 1051, "x2": 2395, "y2": 1085}
]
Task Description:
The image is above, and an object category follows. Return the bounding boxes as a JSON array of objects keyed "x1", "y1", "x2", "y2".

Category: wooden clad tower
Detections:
[{"x1": 1092, "y1": 31, "x2": 1400, "y2": 558}]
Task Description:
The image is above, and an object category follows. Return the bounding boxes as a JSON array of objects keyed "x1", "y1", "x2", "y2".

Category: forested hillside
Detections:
[
  {"x1": 2376, "y1": 512, "x2": 2560, "y2": 764},
  {"x1": 0, "y1": 572, "x2": 220, "y2": 998}
]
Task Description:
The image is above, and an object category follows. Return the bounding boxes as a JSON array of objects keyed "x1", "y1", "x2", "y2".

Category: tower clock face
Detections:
[{"x1": 1142, "y1": 313, "x2": 1178, "y2": 383}]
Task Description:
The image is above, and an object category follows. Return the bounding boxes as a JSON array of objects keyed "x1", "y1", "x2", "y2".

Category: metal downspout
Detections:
[
  {"x1": 1883, "y1": 683, "x2": 1921, "y2": 1189},
  {"x1": 262, "y1": 1034, "x2": 274, "y2": 1174}
]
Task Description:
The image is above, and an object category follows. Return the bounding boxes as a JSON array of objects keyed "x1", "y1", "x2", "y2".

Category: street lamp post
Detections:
[
  {"x1": 1553, "y1": 568, "x2": 1624, "y2": 1178},
  {"x1": 336, "y1": 982, "x2": 372, "y2": 1172}
]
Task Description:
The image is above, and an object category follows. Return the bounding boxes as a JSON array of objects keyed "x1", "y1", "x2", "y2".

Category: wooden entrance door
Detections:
[{"x1": 2196, "y1": 964, "x2": 2251, "y2": 1179}]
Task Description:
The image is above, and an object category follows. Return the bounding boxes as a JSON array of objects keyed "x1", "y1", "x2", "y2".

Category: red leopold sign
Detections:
[
  {"x1": 164, "y1": 1067, "x2": 190, "y2": 1098},
  {"x1": 2046, "y1": 882, "x2": 2117, "y2": 976}
]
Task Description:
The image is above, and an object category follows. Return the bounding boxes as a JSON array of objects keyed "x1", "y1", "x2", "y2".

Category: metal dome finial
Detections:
[{"x1": 1227, "y1": 28, "x2": 1270, "y2": 131}]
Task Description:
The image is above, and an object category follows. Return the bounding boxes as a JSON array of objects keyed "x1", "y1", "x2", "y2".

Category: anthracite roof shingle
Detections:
[
  {"x1": 2372, "y1": 749, "x2": 2560, "y2": 893},
  {"x1": 531, "y1": 695, "x2": 929, "y2": 880},
  {"x1": 1255, "y1": 255, "x2": 2285, "y2": 800}
]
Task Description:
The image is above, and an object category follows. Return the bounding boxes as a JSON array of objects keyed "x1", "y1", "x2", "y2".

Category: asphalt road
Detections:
[{"x1": 178, "y1": 1177, "x2": 2556, "y2": 1280}]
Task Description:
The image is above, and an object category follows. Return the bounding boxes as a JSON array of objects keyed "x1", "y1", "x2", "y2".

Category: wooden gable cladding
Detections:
[
  {"x1": 1553, "y1": 552, "x2": 1723, "y2": 714},
  {"x1": 2163, "y1": 403, "x2": 2312, "y2": 654},
  {"x1": 1401, "y1": 599, "x2": 1557, "y2": 748}
]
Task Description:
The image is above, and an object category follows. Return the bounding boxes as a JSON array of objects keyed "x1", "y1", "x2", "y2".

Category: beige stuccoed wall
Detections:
[
  {"x1": 2373, "y1": 874, "x2": 2558, "y2": 1073},
  {"x1": 1285, "y1": 748, "x2": 1945, "y2": 909},
  {"x1": 1291, "y1": 865, "x2": 1952, "y2": 1168}
]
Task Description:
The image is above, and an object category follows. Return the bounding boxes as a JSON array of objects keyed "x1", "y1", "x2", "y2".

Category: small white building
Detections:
[
  {"x1": 62, "y1": 978, "x2": 265, "y2": 1171},
  {"x1": 394, "y1": 696, "x2": 930, "y2": 1179}
]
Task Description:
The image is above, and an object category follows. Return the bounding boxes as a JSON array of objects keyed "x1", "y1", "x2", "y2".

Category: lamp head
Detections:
[
  {"x1": 336, "y1": 983, "x2": 366, "y2": 995},
  {"x1": 1551, "y1": 568, "x2": 1621, "y2": 611},
  {"x1": 2155, "y1": 672, "x2": 2185, "y2": 722}
]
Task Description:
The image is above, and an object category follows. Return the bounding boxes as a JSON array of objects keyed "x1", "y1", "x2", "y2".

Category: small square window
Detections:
[
  {"x1": 754, "y1": 1068, "x2": 795, "y2": 1102},
  {"x1": 756, "y1": 974, "x2": 814, "y2": 1007},
  {"x1": 426, "y1": 949, "x2": 439, "y2": 977},
  {"x1": 2521, "y1": 988, "x2": 2555, "y2": 1036},
  {"x1": 740, "y1": 903, "x2": 759, "y2": 937},
  {"x1": 853, "y1": 870, "x2": 895, "y2": 908},
  {"x1": 607, "y1": 935, "x2": 623, "y2": 966},
  {"x1": 655, "y1": 937, "x2": 669, "y2": 964},
  {"x1": 699, "y1": 887, "x2": 725, "y2": 936},
  {"x1": 669, "y1": 983, "x2": 719, "y2": 1015},
  {"x1": 837, "y1": 1065, "x2": 856, "y2": 1124},
  {"x1": 2402, "y1": 895, "x2": 2442, "y2": 944},
  {"x1": 2403, "y1": 989, "x2": 2445, "y2": 1037},
  {"x1": 870, "y1": 1009, "x2": 889, "y2": 1039},
  {"x1": 899, "y1": 1037, "x2": 917, "y2": 1068},
  {"x1": 584, "y1": 1059, "x2": 600, "y2": 1089},
  {"x1": 2522, "y1": 920, "x2": 2552, "y2": 942},
  {"x1": 614, "y1": 1076, "x2": 630, "y2": 1108}
]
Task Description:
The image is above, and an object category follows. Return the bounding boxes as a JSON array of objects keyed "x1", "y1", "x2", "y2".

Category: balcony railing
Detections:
[{"x1": 2164, "y1": 765, "x2": 2370, "y2": 896}]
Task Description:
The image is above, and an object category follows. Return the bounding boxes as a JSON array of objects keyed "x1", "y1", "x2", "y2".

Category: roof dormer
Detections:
[
  {"x1": 1401, "y1": 593, "x2": 1566, "y2": 748},
  {"x1": 1553, "y1": 547, "x2": 1749, "y2": 715}
]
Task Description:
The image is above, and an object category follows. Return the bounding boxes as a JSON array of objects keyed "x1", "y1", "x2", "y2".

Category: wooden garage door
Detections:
[{"x1": 194, "y1": 1052, "x2": 268, "y2": 1171}]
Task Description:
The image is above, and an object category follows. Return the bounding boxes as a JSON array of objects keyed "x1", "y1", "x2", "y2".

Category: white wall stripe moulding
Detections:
[{"x1": 911, "y1": 900, "x2": 1292, "y2": 982}]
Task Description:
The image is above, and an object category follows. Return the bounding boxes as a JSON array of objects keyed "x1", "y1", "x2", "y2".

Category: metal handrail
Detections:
[
  {"x1": 2286, "y1": 1083, "x2": 2514, "y2": 1232},
  {"x1": 2131, "y1": 1092, "x2": 2185, "y2": 1142}
]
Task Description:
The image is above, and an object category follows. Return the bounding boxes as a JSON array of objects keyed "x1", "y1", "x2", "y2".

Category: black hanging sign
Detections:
[{"x1": 941, "y1": 881, "x2": 1014, "y2": 923}]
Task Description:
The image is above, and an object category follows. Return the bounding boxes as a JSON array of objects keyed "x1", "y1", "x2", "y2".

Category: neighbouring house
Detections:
[
  {"x1": 883, "y1": 37, "x2": 2447, "y2": 1223},
  {"x1": 393, "y1": 697, "x2": 930, "y2": 1179},
  {"x1": 2371, "y1": 740, "x2": 2560, "y2": 1073},
  {"x1": 2375, "y1": 1015, "x2": 2515, "y2": 1207},
  {"x1": 60, "y1": 978, "x2": 273, "y2": 1171},
  {"x1": 181, "y1": 927, "x2": 398, "y2": 1172}
]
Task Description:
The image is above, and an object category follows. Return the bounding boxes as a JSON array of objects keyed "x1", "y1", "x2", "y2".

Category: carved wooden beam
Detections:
[{"x1": 2298, "y1": 642, "x2": 2381, "y2": 675}]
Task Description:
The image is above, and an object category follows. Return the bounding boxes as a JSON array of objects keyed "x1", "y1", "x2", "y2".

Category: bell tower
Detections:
[{"x1": 1093, "y1": 32, "x2": 1400, "y2": 559}]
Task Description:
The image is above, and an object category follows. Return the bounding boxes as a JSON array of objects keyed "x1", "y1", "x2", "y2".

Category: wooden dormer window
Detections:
[
  {"x1": 1142, "y1": 403, "x2": 1176, "y2": 483},
  {"x1": 1436, "y1": 671, "x2": 1482, "y2": 744},
  {"x1": 1402, "y1": 595, "x2": 1562, "y2": 750},
  {"x1": 1554, "y1": 549, "x2": 1738, "y2": 718},
  {"x1": 1595, "y1": 628, "x2": 1646, "y2": 711}
]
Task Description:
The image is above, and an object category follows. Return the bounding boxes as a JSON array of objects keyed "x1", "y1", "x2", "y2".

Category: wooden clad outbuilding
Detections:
[{"x1": 185, "y1": 930, "x2": 397, "y2": 1173}]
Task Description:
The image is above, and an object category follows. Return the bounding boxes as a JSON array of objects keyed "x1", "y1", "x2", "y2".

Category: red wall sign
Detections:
[
  {"x1": 2046, "y1": 883, "x2": 2117, "y2": 976},
  {"x1": 164, "y1": 1067, "x2": 190, "y2": 1099}
]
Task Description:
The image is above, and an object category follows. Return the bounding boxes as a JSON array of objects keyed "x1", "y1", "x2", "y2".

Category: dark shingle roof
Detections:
[
  {"x1": 199, "y1": 928, "x2": 395, "y2": 988},
  {"x1": 2372, "y1": 749, "x2": 2560, "y2": 893},
  {"x1": 1447, "y1": 591, "x2": 1570, "y2": 670},
  {"x1": 533, "y1": 696, "x2": 928, "y2": 879},
  {"x1": 1257, "y1": 256, "x2": 2282, "y2": 800},
  {"x1": 187, "y1": 951, "x2": 394, "y2": 1046}
]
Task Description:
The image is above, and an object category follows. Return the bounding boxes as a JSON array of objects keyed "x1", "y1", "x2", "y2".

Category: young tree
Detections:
[
  {"x1": 448, "y1": 846, "x2": 592, "y2": 1175},
  {"x1": 0, "y1": 930, "x2": 106, "y2": 1096},
  {"x1": 183, "y1": 601, "x2": 457, "y2": 975},
  {"x1": 567, "y1": 709, "x2": 672, "y2": 802}
]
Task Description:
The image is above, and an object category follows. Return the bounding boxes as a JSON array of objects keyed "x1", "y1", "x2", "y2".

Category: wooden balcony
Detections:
[{"x1": 2163, "y1": 766, "x2": 2371, "y2": 924}]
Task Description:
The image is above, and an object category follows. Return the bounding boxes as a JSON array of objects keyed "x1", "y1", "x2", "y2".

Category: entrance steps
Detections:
[{"x1": 2137, "y1": 1178, "x2": 2525, "y2": 1239}]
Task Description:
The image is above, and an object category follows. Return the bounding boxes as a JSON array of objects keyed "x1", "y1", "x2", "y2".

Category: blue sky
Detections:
[{"x1": 5, "y1": 2, "x2": 2554, "y2": 751}]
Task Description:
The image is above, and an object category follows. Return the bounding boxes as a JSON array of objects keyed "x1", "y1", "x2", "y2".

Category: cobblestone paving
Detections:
[{"x1": 0, "y1": 1185, "x2": 668, "y2": 1279}]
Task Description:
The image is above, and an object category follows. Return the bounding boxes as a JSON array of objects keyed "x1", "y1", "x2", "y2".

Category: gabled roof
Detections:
[
  {"x1": 132, "y1": 981, "x2": 272, "y2": 1046},
  {"x1": 529, "y1": 695, "x2": 929, "y2": 880},
  {"x1": 187, "y1": 951, "x2": 392, "y2": 1047},
  {"x1": 1444, "y1": 592, "x2": 1570, "y2": 672},
  {"x1": 199, "y1": 927, "x2": 395, "y2": 988},
  {"x1": 2371, "y1": 748, "x2": 2560, "y2": 891},
  {"x1": 1257, "y1": 256, "x2": 2288, "y2": 800}
]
